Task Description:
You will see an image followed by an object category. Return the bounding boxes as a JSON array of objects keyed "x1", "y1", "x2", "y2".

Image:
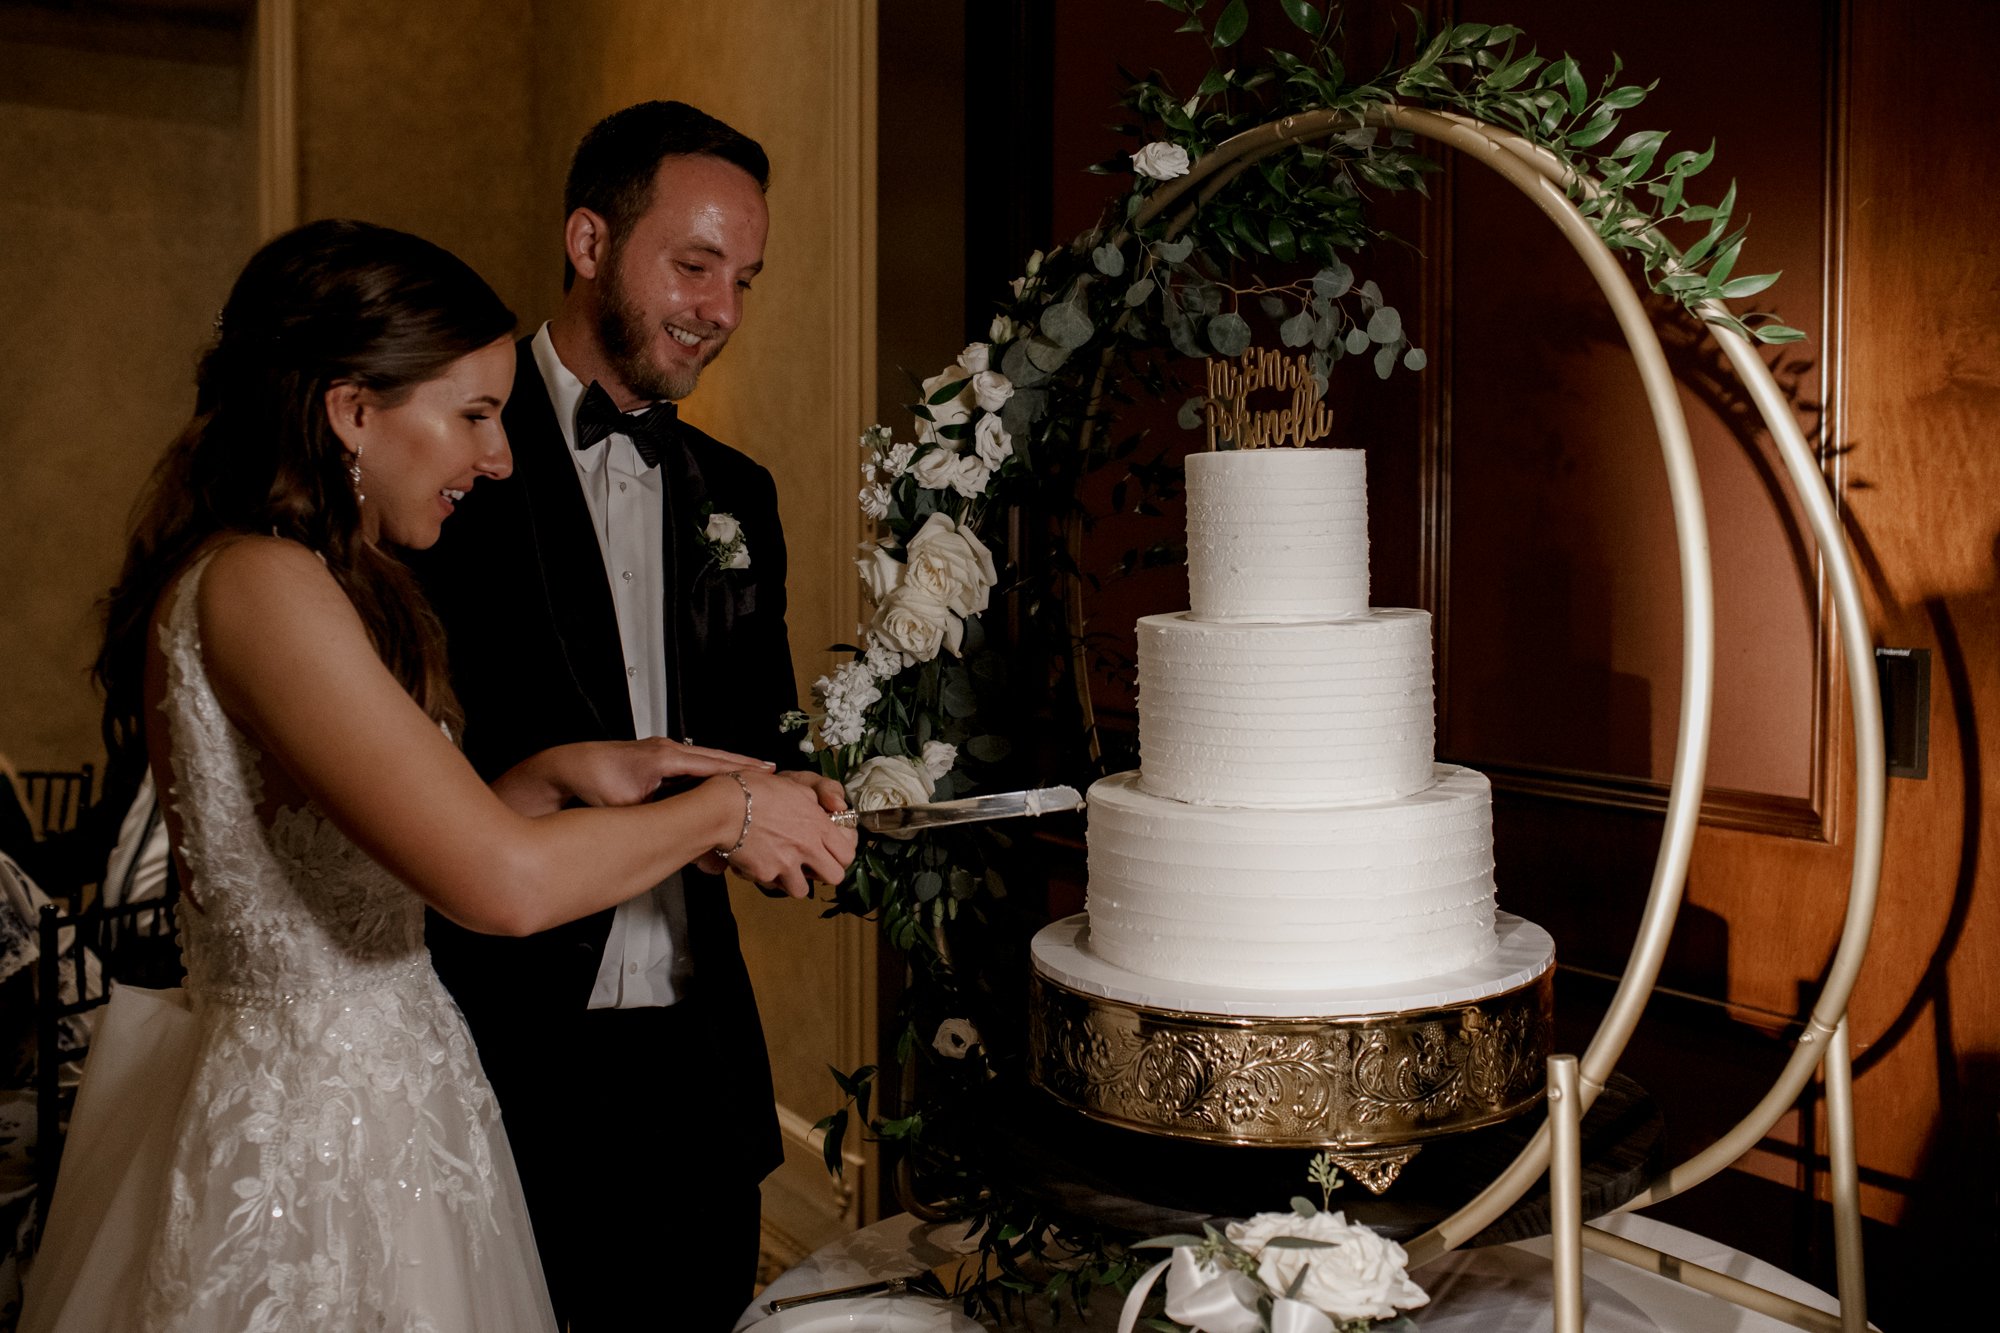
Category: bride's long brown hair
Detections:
[{"x1": 97, "y1": 219, "x2": 515, "y2": 772}]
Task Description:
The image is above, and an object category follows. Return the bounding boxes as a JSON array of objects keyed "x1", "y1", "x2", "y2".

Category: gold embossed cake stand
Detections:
[{"x1": 1028, "y1": 912, "x2": 1555, "y2": 1192}]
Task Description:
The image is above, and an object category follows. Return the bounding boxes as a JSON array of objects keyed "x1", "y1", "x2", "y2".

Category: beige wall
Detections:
[{"x1": 0, "y1": 20, "x2": 254, "y2": 776}]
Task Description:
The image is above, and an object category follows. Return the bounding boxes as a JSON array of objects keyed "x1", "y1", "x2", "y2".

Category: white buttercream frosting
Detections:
[
  {"x1": 1085, "y1": 766, "x2": 1499, "y2": 990},
  {"x1": 1136, "y1": 609, "x2": 1434, "y2": 807},
  {"x1": 1186, "y1": 448, "x2": 1369, "y2": 622}
]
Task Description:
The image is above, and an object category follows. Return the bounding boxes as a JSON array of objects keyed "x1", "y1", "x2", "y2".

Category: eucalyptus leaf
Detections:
[
  {"x1": 1124, "y1": 276, "x2": 1157, "y2": 307},
  {"x1": 1366, "y1": 304, "x2": 1403, "y2": 344},
  {"x1": 1000, "y1": 338, "x2": 1048, "y2": 387},
  {"x1": 1184, "y1": 282, "x2": 1223, "y2": 316},
  {"x1": 1091, "y1": 243, "x2": 1126, "y2": 277},
  {"x1": 1207, "y1": 311, "x2": 1252, "y2": 357},
  {"x1": 966, "y1": 734, "x2": 1012, "y2": 762},
  {"x1": 1403, "y1": 346, "x2": 1429, "y2": 371},
  {"x1": 1313, "y1": 261, "x2": 1354, "y2": 300},
  {"x1": 1154, "y1": 235, "x2": 1194, "y2": 264},
  {"x1": 1000, "y1": 386, "x2": 1046, "y2": 434},
  {"x1": 1025, "y1": 335, "x2": 1072, "y2": 372},
  {"x1": 1042, "y1": 298, "x2": 1095, "y2": 351},
  {"x1": 1374, "y1": 342, "x2": 1398, "y2": 379},
  {"x1": 1344, "y1": 327, "x2": 1371, "y2": 355},
  {"x1": 1279, "y1": 309, "x2": 1313, "y2": 347},
  {"x1": 1176, "y1": 396, "x2": 1206, "y2": 430}
]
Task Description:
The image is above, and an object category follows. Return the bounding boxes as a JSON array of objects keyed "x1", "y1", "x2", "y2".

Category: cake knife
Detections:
[{"x1": 831, "y1": 785, "x2": 1085, "y2": 836}]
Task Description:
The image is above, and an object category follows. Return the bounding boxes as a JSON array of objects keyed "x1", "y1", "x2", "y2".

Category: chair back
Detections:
[
  {"x1": 33, "y1": 885, "x2": 180, "y2": 1235},
  {"x1": 15, "y1": 766, "x2": 93, "y2": 841}
]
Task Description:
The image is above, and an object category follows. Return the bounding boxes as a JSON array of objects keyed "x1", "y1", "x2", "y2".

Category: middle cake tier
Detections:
[{"x1": 1136, "y1": 608, "x2": 1435, "y2": 807}]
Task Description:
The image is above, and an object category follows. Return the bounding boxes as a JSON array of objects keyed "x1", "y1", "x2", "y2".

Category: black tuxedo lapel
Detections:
[{"x1": 506, "y1": 340, "x2": 636, "y2": 743}]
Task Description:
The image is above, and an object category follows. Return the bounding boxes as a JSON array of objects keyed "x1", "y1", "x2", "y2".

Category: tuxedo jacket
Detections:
[{"x1": 408, "y1": 335, "x2": 797, "y2": 1177}]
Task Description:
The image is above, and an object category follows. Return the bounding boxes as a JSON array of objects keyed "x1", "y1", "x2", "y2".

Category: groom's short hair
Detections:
[{"x1": 561, "y1": 100, "x2": 771, "y2": 289}]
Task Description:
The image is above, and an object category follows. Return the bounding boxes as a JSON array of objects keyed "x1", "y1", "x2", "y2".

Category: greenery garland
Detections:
[{"x1": 798, "y1": 1, "x2": 1800, "y2": 1319}]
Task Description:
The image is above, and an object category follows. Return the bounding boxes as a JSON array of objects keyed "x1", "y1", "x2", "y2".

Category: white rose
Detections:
[
  {"x1": 703, "y1": 513, "x2": 742, "y2": 544},
  {"x1": 1131, "y1": 141, "x2": 1192, "y2": 180},
  {"x1": 843, "y1": 755, "x2": 934, "y2": 811},
  {"x1": 958, "y1": 342, "x2": 991, "y2": 374},
  {"x1": 858, "y1": 482, "x2": 891, "y2": 521},
  {"x1": 974, "y1": 413, "x2": 1013, "y2": 468},
  {"x1": 904, "y1": 514, "x2": 997, "y2": 617},
  {"x1": 1224, "y1": 1211, "x2": 1428, "y2": 1322},
  {"x1": 932, "y1": 1017, "x2": 980, "y2": 1059},
  {"x1": 948, "y1": 454, "x2": 992, "y2": 499},
  {"x1": 869, "y1": 584, "x2": 962, "y2": 666},
  {"x1": 918, "y1": 739, "x2": 957, "y2": 782},
  {"x1": 911, "y1": 445, "x2": 964, "y2": 491},
  {"x1": 919, "y1": 364, "x2": 975, "y2": 431},
  {"x1": 969, "y1": 369, "x2": 1014, "y2": 413},
  {"x1": 856, "y1": 540, "x2": 903, "y2": 602}
]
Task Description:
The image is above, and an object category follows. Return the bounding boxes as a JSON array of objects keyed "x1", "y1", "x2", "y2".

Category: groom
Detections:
[{"x1": 412, "y1": 102, "x2": 831, "y2": 1330}]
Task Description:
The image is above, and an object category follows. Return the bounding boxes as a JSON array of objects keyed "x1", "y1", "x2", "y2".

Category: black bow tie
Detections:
[{"x1": 574, "y1": 380, "x2": 679, "y2": 467}]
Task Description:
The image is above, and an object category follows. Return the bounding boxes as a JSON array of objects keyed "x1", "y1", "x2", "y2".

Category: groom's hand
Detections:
[{"x1": 778, "y1": 769, "x2": 848, "y2": 814}]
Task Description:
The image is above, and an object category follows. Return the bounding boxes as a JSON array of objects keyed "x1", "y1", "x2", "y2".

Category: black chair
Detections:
[
  {"x1": 15, "y1": 767, "x2": 93, "y2": 841},
  {"x1": 33, "y1": 886, "x2": 180, "y2": 1237}
]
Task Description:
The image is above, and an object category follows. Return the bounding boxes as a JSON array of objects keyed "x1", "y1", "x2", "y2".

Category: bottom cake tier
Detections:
[
  {"x1": 1028, "y1": 913, "x2": 1555, "y2": 1186},
  {"x1": 1085, "y1": 764, "x2": 1500, "y2": 990}
]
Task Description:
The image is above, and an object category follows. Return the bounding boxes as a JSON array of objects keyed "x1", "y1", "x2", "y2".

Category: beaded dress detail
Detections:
[{"x1": 22, "y1": 555, "x2": 556, "y2": 1333}]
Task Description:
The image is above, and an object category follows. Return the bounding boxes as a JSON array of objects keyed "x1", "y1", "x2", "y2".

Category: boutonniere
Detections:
[{"x1": 699, "y1": 508, "x2": 751, "y2": 571}]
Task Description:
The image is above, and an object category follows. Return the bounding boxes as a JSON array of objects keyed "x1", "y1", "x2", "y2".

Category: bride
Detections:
[{"x1": 21, "y1": 219, "x2": 855, "y2": 1332}]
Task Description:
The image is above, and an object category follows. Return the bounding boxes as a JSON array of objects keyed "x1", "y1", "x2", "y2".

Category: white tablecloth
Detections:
[{"x1": 739, "y1": 1211, "x2": 1846, "y2": 1332}]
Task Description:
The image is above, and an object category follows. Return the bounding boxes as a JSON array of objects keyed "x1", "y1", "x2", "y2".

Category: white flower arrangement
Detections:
[
  {"x1": 698, "y1": 509, "x2": 750, "y2": 570},
  {"x1": 1121, "y1": 1194, "x2": 1428, "y2": 1333}
]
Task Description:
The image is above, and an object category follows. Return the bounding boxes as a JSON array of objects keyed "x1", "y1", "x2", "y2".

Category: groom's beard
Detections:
[{"x1": 596, "y1": 251, "x2": 729, "y2": 403}]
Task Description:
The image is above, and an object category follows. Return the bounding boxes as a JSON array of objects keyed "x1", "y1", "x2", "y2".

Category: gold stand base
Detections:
[{"x1": 1028, "y1": 945, "x2": 1555, "y2": 1193}]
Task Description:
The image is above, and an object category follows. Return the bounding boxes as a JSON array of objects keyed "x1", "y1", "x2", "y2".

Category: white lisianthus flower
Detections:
[
  {"x1": 1224, "y1": 1211, "x2": 1429, "y2": 1323},
  {"x1": 870, "y1": 584, "x2": 963, "y2": 666},
  {"x1": 932, "y1": 1017, "x2": 980, "y2": 1059},
  {"x1": 974, "y1": 413, "x2": 1014, "y2": 468},
  {"x1": 919, "y1": 364, "x2": 975, "y2": 432},
  {"x1": 947, "y1": 454, "x2": 992, "y2": 499},
  {"x1": 969, "y1": 369, "x2": 1014, "y2": 413},
  {"x1": 918, "y1": 739, "x2": 958, "y2": 782},
  {"x1": 904, "y1": 514, "x2": 997, "y2": 617},
  {"x1": 910, "y1": 445, "x2": 964, "y2": 491},
  {"x1": 856, "y1": 540, "x2": 903, "y2": 603},
  {"x1": 958, "y1": 342, "x2": 991, "y2": 374},
  {"x1": 1131, "y1": 141, "x2": 1192, "y2": 180},
  {"x1": 989, "y1": 314, "x2": 1024, "y2": 343},
  {"x1": 857, "y1": 482, "x2": 891, "y2": 521},
  {"x1": 843, "y1": 754, "x2": 934, "y2": 811},
  {"x1": 881, "y1": 440, "x2": 917, "y2": 478}
]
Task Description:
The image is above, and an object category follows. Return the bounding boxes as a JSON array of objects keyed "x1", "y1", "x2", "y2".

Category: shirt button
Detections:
[
  {"x1": 627, "y1": 962, "x2": 639, "y2": 975},
  {"x1": 621, "y1": 570, "x2": 633, "y2": 582},
  {"x1": 626, "y1": 667, "x2": 637, "y2": 678},
  {"x1": 619, "y1": 481, "x2": 628, "y2": 493}
]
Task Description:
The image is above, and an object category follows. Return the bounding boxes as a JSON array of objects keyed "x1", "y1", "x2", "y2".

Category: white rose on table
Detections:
[
  {"x1": 969, "y1": 369, "x2": 1014, "y2": 413},
  {"x1": 1224, "y1": 1210, "x2": 1428, "y2": 1322},
  {"x1": 1131, "y1": 141, "x2": 1192, "y2": 180},
  {"x1": 918, "y1": 739, "x2": 958, "y2": 782},
  {"x1": 856, "y1": 540, "x2": 903, "y2": 603},
  {"x1": 843, "y1": 755, "x2": 934, "y2": 811},
  {"x1": 869, "y1": 584, "x2": 962, "y2": 666},
  {"x1": 959, "y1": 342, "x2": 991, "y2": 374},
  {"x1": 911, "y1": 445, "x2": 965, "y2": 491},
  {"x1": 974, "y1": 413, "x2": 1013, "y2": 468},
  {"x1": 904, "y1": 513, "x2": 997, "y2": 617}
]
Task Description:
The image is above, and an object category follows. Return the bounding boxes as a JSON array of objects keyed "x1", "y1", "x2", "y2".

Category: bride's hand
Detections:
[{"x1": 493, "y1": 739, "x2": 776, "y2": 816}]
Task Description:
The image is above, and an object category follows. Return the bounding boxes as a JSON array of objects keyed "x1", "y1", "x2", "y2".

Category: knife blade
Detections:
[
  {"x1": 761, "y1": 1251, "x2": 991, "y2": 1313},
  {"x1": 830, "y1": 785, "x2": 1085, "y2": 837}
]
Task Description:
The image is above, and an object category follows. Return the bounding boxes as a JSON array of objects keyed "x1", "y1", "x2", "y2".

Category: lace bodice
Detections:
[
  {"x1": 161, "y1": 554, "x2": 428, "y2": 1003},
  {"x1": 93, "y1": 552, "x2": 551, "y2": 1332}
]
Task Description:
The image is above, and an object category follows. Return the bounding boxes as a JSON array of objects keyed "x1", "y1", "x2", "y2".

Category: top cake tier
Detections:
[{"x1": 1187, "y1": 447, "x2": 1368, "y2": 622}]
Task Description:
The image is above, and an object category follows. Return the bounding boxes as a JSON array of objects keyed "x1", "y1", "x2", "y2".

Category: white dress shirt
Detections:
[{"x1": 531, "y1": 324, "x2": 691, "y2": 1008}]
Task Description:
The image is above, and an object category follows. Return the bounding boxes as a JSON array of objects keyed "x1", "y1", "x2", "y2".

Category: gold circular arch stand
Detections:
[{"x1": 1061, "y1": 104, "x2": 1885, "y2": 1333}]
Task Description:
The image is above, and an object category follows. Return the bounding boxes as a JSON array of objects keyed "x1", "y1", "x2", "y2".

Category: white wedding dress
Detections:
[{"x1": 22, "y1": 556, "x2": 558, "y2": 1332}]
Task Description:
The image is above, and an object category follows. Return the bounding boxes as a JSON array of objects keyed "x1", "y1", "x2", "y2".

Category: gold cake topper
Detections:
[{"x1": 1204, "y1": 348, "x2": 1335, "y2": 451}]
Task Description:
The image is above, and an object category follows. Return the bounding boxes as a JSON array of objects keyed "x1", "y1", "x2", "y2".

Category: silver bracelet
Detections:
[{"x1": 716, "y1": 771, "x2": 752, "y2": 862}]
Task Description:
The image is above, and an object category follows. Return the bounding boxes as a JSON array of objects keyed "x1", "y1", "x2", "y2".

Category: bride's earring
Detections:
[{"x1": 349, "y1": 446, "x2": 365, "y2": 505}]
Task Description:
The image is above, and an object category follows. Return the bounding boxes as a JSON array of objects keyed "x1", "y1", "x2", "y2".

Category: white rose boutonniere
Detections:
[
  {"x1": 699, "y1": 511, "x2": 750, "y2": 570},
  {"x1": 1131, "y1": 141, "x2": 1192, "y2": 180},
  {"x1": 904, "y1": 513, "x2": 997, "y2": 617},
  {"x1": 843, "y1": 754, "x2": 933, "y2": 810}
]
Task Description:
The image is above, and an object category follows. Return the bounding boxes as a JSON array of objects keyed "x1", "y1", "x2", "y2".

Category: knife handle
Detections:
[{"x1": 830, "y1": 810, "x2": 860, "y2": 829}]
